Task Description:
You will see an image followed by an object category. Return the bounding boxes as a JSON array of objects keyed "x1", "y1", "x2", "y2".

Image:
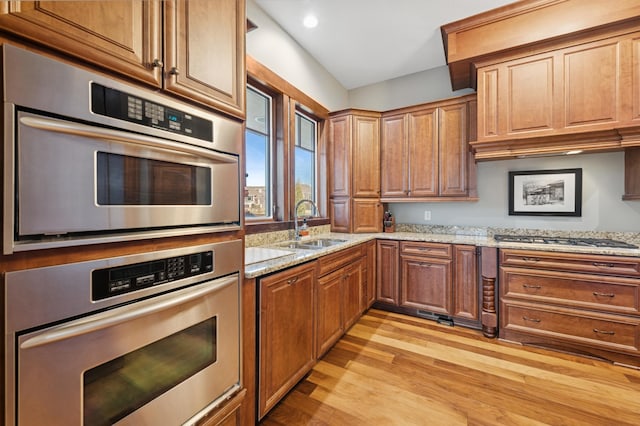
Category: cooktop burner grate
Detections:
[{"x1": 493, "y1": 235, "x2": 638, "y2": 249}]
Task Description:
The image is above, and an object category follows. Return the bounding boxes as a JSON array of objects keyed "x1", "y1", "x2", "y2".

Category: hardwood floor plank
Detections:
[{"x1": 260, "y1": 309, "x2": 640, "y2": 425}]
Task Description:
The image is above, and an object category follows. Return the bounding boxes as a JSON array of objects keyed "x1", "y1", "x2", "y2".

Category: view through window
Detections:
[
  {"x1": 295, "y1": 112, "x2": 317, "y2": 216},
  {"x1": 245, "y1": 86, "x2": 272, "y2": 218}
]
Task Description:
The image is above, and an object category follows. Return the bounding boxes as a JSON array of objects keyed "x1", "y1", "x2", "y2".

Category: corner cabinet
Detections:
[
  {"x1": 380, "y1": 95, "x2": 478, "y2": 202},
  {"x1": 376, "y1": 240, "x2": 481, "y2": 329},
  {"x1": 0, "y1": 0, "x2": 245, "y2": 118},
  {"x1": 329, "y1": 110, "x2": 383, "y2": 233}
]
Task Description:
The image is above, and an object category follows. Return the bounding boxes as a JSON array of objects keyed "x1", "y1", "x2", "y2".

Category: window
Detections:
[
  {"x1": 244, "y1": 62, "x2": 329, "y2": 232},
  {"x1": 245, "y1": 86, "x2": 272, "y2": 219},
  {"x1": 294, "y1": 111, "x2": 317, "y2": 216}
]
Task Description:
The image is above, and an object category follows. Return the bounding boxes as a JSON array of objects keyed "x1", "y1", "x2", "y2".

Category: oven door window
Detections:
[
  {"x1": 83, "y1": 317, "x2": 217, "y2": 425},
  {"x1": 96, "y1": 152, "x2": 212, "y2": 205}
]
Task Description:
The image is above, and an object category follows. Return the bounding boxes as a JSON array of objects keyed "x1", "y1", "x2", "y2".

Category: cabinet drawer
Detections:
[
  {"x1": 500, "y1": 249, "x2": 640, "y2": 277},
  {"x1": 502, "y1": 302, "x2": 640, "y2": 354},
  {"x1": 400, "y1": 241, "x2": 451, "y2": 258},
  {"x1": 317, "y1": 245, "x2": 363, "y2": 277},
  {"x1": 501, "y1": 267, "x2": 640, "y2": 315}
]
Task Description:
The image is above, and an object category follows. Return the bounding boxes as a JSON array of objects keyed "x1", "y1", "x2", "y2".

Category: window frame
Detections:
[{"x1": 245, "y1": 59, "x2": 329, "y2": 234}]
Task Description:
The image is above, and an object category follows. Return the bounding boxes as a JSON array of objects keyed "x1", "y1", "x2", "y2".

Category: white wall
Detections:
[
  {"x1": 348, "y1": 65, "x2": 474, "y2": 111},
  {"x1": 246, "y1": 0, "x2": 349, "y2": 112},
  {"x1": 388, "y1": 152, "x2": 640, "y2": 232}
]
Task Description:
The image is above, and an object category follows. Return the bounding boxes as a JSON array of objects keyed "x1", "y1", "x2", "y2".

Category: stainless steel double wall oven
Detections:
[{"x1": 2, "y1": 45, "x2": 244, "y2": 425}]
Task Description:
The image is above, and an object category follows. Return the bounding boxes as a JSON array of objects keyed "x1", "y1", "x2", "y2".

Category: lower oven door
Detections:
[{"x1": 14, "y1": 274, "x2": 240, "y2": 426}]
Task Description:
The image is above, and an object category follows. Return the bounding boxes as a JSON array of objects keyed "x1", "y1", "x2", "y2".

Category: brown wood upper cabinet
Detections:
[
  {"x1": 329, "y1": 110, "x2": 382, "y2": 233},
  {"x1": 380, "y1": 95, "x2": 477, "y2": 201},
  {"x1": 473, "y1": 27, "x2": 640, "y2": 159},
  {"x1": 0, "y1": 0, "x2": 245, "y2": 118}
]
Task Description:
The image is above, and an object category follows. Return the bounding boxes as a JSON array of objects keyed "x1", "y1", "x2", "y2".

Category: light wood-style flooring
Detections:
[{"x1": 260, "y1": 309, "x2": 640, "y2": 425}]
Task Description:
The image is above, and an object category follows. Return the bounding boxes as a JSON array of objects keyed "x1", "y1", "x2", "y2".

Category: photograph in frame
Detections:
[{"x1": 508, "y1": 168, "x2": 582, "y2": 217}]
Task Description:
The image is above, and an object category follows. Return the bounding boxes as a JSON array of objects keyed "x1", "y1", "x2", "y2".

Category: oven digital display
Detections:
[{"x1": 167, "y1": 109, "x2": 183, "y2": 123}]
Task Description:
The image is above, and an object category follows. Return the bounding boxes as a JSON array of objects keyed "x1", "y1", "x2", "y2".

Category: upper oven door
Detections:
[{"x1": 9, "y1": 111, "x2": 240, "y2": 240}]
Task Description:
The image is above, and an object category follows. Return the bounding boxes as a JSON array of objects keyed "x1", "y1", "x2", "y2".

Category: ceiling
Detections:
[{"x1": 254, "y1": 0, "x2": 516, "y2": 90}]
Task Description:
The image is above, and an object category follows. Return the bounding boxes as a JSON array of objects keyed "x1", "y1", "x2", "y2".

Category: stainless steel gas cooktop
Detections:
[{"x1": 493, "y1": 234, "x2": 638, "y2": 249}]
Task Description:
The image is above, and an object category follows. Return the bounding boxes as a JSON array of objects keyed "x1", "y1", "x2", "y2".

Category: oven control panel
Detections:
[
  {"x1": 91, "y1": 250, "x2": 214, "y2": 301},
  {"x1": 90, "y1": 82, "x2": 213, "y2": 142}
]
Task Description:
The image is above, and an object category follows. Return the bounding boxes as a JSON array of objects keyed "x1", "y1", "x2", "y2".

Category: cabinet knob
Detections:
[
  {"x1": 169, "y1": 67, "x2": 180, "y2": 76},
  {"x1": 151, "y1": 58, "x2": 163, "y2": 68}
]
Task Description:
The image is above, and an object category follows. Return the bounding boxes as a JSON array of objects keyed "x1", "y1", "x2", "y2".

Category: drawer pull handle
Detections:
[
  {"x1": 287, "y1": 277, "x2": 298, "y2": 285},
  {"x1": 593, "y1": 328, "x2": 615, "y2": 335},
  {"x1": 593, "y1": 262, "x2": 615, "y2": 268},
  {"x1": 522, "y1": 284, "x2": 542, "y2": 289},
  {"x1": 522, "y1": 316, "x2": 541, "y2": 323},
  {"x1": 417, "y1": 248, "x2": 431, "y2": 251},
  {"x1": 593, "y1": 292, "x2": 615, "y2": 298},
  {"x1": 523, "y1": 257, "x2": 541, "y2": 263}
]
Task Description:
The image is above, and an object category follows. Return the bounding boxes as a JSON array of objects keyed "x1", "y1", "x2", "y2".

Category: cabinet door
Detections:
[
  {"x1": 563, "y1": 39, "x2": 622, "y2": 129},
  {"x1": 259, "y1": 263, "x2": 316, "y2": 418},
  {"x1": 165, "y1": 0, "x2": 245, "y2": 118},
  {"x1": 438, "y1": 102, "x2": 469, "y2": 197},
  {"x1": 453, "y1": 245, "x2": 479, "y2": 322},
  {"x1": 376, "y1": 240, "x2": 399, "y2": 305},
  {"x1": 352, "y1": 199, "x2": 382, "y2": 233},
  {"x1": 400, "y1": 255, "x2": 452, "y2": 315},
  {"x1": 380, "y1": 114, "x2": 408, "y2": 198},
  {"x1": 330, "y1": 197, "x2": 351, "y2": 233},
  {"x1": 316, "y1": 268, "x2": 344, "y2": 358},
  {"x1": 0, "y1": 1, "x2": 161, "y2": 86},
  {"x1": 329, "y1": 115, "x2": 352, "y2": 198},
  {"x1": 343, "y1": 260, "x2": 364, "y2": 331},
  {"x1": 352, "y1": 115, "x2": 380, "y2": 197},
  {"x1": 363, "y1": 240, "x2": 377, "y2": 310},
  {"x1": 408, "y1": 108, "x2": 438, "y2": 197}
]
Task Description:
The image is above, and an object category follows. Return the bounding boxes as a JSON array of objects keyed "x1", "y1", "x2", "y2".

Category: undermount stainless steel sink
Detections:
[{"x1": 278, "y1": 238, "x2": 347, "y2": 250}]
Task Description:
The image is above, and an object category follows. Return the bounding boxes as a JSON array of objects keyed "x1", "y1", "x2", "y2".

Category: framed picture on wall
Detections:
[{"x1": 508, "y1": 168, "x2": 582, "y2": 216}]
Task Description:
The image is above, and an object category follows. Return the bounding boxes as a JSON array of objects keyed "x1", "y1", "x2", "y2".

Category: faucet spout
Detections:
[{"x1": 294, "y1": 199, "x2": 319, "y2": 240}]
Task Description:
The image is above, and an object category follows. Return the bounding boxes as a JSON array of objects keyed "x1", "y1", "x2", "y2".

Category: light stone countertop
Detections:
[{"x1": 244, "y1": 231, "x2": 640, "y2": 279}]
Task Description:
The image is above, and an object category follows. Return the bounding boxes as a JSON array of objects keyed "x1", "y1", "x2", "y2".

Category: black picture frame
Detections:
[{"x1": 508, "y1": 168, "x2": 582, "y2": 217}]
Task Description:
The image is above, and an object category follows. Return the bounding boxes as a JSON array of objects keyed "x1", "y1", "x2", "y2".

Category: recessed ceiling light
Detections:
[{"x1": 303, "y1": 14, "x2": 318, "y2": 28}]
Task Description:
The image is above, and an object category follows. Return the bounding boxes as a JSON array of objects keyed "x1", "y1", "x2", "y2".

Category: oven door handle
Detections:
[
  {"x1": 20, "y1": 275, "x2": 237, "y2": 349},
  {"x1": 19, "y1": 115, "x2": 237, "y2": 163}
]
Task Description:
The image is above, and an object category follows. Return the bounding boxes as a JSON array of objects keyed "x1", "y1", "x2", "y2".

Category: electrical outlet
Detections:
[{"x1": 424, "y1": 210, "x2": 431, "y2": 221}]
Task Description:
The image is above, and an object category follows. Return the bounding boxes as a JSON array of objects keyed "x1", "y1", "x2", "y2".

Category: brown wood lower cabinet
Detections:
[
  {"x1": 499, "y1": 249, "x2": 640, "y2": 367},
  {"x1": 376, "y1": 240, "x2": 481, "y2": 328},
  {"x1": 258, "y1": 262, "x2": 316, "y2": 419},
  {"x1": 257, "y1": 242, "x2": 373, "y2": 420},
  {"x1": 316, "y1": 245, "x2": 366, "y2": 358}
]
